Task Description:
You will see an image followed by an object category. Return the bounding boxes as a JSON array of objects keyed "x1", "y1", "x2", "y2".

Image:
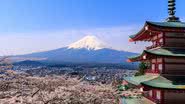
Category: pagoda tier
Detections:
[
  {"x1": 129, "y1": 21, "x2": 185, "y2": 49},
  {"x1": 125, "y1": 74, "x2": 185, "y2": 90},
  {"x1": 125, "y1": 74, "x2": 185, "y2": 104},
  {"x1": 129, "y1": 21, "x2": 185, "y2": 42},
  {"x1": 128, "y1": 48, "x2": 185, "y2": 75},
  {"x1": 128, "y1": 48, "x2": 185, "y2": 62},
  {"x1": 142, "y1": 75, "x2": 185, "y2": 104},
  {"x1": 143, "y1": 85, "x2": 185, "y2": 104}
]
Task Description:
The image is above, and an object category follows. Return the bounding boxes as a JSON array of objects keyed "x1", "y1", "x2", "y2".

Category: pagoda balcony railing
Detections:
[
  {"x1": 144, "y1": 96, "x2": 161, "y2": 104},
  {"x1": 146, "y1": 45, "x2": 156, "y2": 50},
  {"x1": 146, "y1": 43, "x2": 163, "y2": 50},
  {"x1": 145, "y1": 69, "x2": 160, "y2": 74},
  {"x1": 143, "y1": 91, "x2": 161, "y2": 104}
]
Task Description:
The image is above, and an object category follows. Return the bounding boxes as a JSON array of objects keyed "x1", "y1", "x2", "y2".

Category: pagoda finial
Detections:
[{"x1": 166, "y1": 0, "x2": 180, "y2": 22}]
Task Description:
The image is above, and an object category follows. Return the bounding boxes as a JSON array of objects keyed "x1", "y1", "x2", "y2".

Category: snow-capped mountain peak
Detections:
[{"x1": 68, "y1": 35, "x2": 109, "y2": 50}]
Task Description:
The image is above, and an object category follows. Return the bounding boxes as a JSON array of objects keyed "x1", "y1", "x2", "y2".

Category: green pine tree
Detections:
[{"x1": 135, "y1": 62, "x2": 147, "y2": 76}]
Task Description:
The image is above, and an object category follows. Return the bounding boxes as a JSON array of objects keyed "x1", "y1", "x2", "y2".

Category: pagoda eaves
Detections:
[
  {"x1": 128, "y1": 48, "x2": 185, "y2": 62},
  {"x1": 129, "y1": 21, "x2": 185, "y2": 42}
]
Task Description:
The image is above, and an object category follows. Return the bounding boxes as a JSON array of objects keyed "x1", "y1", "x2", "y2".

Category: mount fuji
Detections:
[
  {"x1": 14, "y1": 35, "x2": 137, "y2": 64},
  {"x1": 68, "y1": 35, "x2": 110, "y2": 50}
]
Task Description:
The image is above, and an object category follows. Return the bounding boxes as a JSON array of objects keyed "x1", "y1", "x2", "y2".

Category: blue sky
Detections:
[{"x1": 0, "y1": 0, "x2": 185, "y2": 55}]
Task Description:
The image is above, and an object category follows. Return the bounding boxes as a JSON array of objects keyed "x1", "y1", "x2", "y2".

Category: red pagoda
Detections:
[{"x1": 125, "y1": 0, "x2": 185, "y2": 104}]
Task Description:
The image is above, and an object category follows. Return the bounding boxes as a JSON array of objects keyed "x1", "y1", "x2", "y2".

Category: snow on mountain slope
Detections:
[{"x1": 68, "y1": 35, "x2": 110, "y2": 50}]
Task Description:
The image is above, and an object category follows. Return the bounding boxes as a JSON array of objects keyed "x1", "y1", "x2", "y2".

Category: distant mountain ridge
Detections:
[
  {"x1": 13, "y1": 60, "x2": 44, "y2": 66},
  {"x1": 14, "y1": 35, "x2": 138, "y2": 65}
]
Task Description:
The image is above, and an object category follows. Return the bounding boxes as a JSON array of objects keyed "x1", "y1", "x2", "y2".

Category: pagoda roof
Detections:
[
  {"x1": 129, "y1": 21, "x2": 185, "y2": 42},
  {"x1": 147, "y1": 21, "x2": 185, "y2": 29},
  {"x1": 142, "y1": 75, "x2": 185, "y2": 90},
  {"x1": 125, "y1": 74, "x2": 185, "y2": 90},
  {"x1": 124, "y1": 74, "x2": 159, "y2": 86},
  {"x1": 128, "y1": 48, "x2": 185, "y2": 62}
]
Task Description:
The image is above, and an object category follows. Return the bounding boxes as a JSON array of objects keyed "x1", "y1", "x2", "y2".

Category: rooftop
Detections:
[
  {"x1": 146, "y1": 21, "x2": 185, "y2": 29},
  {"x1": 124, "y1": 74, "x2": 159, "y2": 86},
  {"x1": 142, "y1": 75, "x2": 185, "y2": 90},
  {"x1": 128, "y1": 48, "x2": 185, "y2": 62},
  {"x1": 129, "y1": 21, "x2": 185, "y2": 42},
  {"x1": 125, "y1": 74, "x2": 185, "y2": 90}
]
